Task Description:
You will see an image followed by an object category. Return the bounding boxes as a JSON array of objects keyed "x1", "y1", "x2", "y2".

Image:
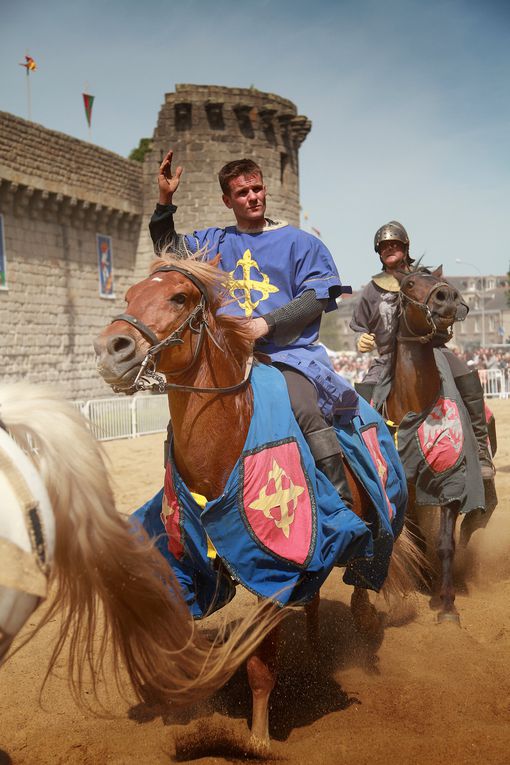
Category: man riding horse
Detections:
[
  {"x1": 350, "y1": 220, "x2": 497, "y2": 500},
  {"x1": 150, "y1": 150, "x2": 356, "y2": 510}
]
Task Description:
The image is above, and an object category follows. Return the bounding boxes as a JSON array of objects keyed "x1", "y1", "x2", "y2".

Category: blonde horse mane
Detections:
[{"x1": 0, "y1": 383, "x2": 281, "y2": 710}]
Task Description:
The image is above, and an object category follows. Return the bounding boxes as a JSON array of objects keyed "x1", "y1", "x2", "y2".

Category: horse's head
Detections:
[
  {"x1": 395, "y1": 265, "x2": 465, "y2": 344},
  {"x1": 94, "y1": 257, "x2": 252, "y2": 393}
]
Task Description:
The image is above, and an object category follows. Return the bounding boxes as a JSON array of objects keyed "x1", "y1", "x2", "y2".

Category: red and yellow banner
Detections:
[{"x1": 19, "y1": 55, "x2": 37, "y2": 72}]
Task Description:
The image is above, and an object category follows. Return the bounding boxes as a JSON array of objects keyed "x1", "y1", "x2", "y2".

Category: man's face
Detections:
[
  {"x1": 222, "y1": 173, "x2": 267, "y2": 226},
  {"x1": 379, "y1": 240, "x2": 407, "y2": 270}
]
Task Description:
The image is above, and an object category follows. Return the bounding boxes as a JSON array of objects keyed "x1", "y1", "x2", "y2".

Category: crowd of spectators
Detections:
[
  {"x1": 453, "y1": 347, "x2": 510, "y2": 387},
  {"x1": 328, "y1": 346, "x2": 510, "y2": 389},
  {"x1": 329, "y1": 353, "x2": 372, "y2": 385},
  {"x1": 454, "y1": 347, "x2": 510, "y2": 373}
]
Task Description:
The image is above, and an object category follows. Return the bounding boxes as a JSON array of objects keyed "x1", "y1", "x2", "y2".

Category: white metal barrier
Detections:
[
  {"x1": 79, "y1": 394, "x2": 168, "y2": 441},
  {"x1": 480, "y1": 368, "x2": 509, "y2": 399},
  {"x1": 76, "y1": 369, "x2": 508, "y2": 443}
]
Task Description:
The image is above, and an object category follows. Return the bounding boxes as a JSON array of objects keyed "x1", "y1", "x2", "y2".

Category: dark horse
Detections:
[
  {"x1": 384, "y1": 266, "x2": 488, "y2": 624},
  {"x1": 95, "y1": 256, "x2": 422, "y2": 751}
]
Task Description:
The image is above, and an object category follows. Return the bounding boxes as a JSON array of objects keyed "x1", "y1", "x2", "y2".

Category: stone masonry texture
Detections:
[{"x1": 0, "y1": 86, "x2": 310, "y2": 400}]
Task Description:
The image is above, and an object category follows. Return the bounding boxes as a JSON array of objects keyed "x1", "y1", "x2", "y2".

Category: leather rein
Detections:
[
  {"x1": 110, "y1": 264, "x2": 253, "y2": 395},
  {"x1": 397, "y1": 272, "x2": 456, "y2": 344}
]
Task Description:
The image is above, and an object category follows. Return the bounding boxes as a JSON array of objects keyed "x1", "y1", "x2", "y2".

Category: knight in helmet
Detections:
[{"x1": 350, "y1": 221, "x2": 496, "y2": 484}]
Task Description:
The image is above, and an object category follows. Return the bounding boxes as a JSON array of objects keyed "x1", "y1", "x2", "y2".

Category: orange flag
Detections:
[{"x1": 19, "y1": 55, "x2": 37, "y2": 72}]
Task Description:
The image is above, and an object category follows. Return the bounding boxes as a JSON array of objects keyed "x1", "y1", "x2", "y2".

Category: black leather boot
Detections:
[
  {"x1": 455, "y1": 371, "x2": 496, "y2": 479},
  {"x1": 306, "y1": 427, "x2": 353, "y2": 510}
]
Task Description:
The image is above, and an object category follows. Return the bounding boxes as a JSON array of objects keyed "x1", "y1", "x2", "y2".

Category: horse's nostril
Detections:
[
  {"x1": 436, "y1": 290, "x2": 446, "y2": 302},
  {"x1": 107, "y1": 334, "x2": 136, "y2": 356}
]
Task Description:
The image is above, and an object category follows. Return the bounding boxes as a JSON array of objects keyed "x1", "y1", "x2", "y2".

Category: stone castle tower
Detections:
[
  {"x1": 0, "y1": 85, "x2": 311, "y2": 398},
  {"x1": 137, "y1": 84, "x2": 311, "y2": 275}
]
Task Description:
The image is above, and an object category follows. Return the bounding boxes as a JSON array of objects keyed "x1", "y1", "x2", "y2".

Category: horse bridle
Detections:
[
  {"x1": 110, "y1": 264, "x2": 253, "y2": 395},
  {"x1": 397, "y1": 272, "x2": 458, "y2": 344}
]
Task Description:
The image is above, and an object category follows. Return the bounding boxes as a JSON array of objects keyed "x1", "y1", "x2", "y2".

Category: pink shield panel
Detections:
[
  {"x1": 417, "y1": 397, "x2": 464, "y2": 474},
  {"x1": 161, "y1": 464, "x2": 184, "y2": 560},
  {"x1": 242, "y1": 440, "x2": 313, "y2": 565},
  {"x1": 360, "y1": 424, "x2": 394, "y2": 521}
]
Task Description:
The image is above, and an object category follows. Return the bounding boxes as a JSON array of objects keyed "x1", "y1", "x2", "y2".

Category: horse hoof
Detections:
[
  {"x1": 437, "y1": 611, "x2": 460, "y2": 626},
  {"x1": 248, "y1": 734, "x2": 271, "y2": 758}
]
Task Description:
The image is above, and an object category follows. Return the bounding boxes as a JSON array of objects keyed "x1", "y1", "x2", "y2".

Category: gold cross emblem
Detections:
[
  {"x1": 161, "y1": 493, "x2": 174, "y2": 519},
  {"x1": 228, "y1": 249, "x2": 279, "y2": 317},
  {"x1": 376, "y1": 459, "x2": 387, "y2": 482},
  {"x1": 249, "y1": 458, "x2": 304, "y2": 538}
]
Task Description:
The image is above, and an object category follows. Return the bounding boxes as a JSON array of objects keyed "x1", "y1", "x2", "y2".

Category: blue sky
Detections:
[{"x1": 1, "y1": 0, "x2": 509, "y2": 288}]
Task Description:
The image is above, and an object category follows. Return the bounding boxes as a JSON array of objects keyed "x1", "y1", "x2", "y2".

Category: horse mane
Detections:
[
  {"x1": 152, "y1": 252, "x2": 254, "y2": 364},
  {"x1": 400, "y1": 254, "x2": 438, "y2": 277},
  {"x1": 0, "y1": 383, "x2": 281, "y2": 711}
]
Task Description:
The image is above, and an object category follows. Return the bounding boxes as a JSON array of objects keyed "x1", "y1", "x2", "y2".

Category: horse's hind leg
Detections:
[
  {"x1": 246, "y1": 624, "x2": 280, "y2": 751},
  {"x1": 437, "y1": 504, "x2": 460, "y2": 624},
  {"x1": 351, "y1": 587, "x2": 381, "y2": 637}
]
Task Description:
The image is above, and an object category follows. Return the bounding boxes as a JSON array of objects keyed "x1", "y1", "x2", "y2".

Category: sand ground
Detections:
[{"x1": 1, "y1": 400, "x2": 509, "y2": 764}]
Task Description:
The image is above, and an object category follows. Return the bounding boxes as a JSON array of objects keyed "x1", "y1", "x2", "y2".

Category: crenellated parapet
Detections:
[
  {"x1": 0, "y1": 111, "x2": 142, "y2": 220},
  {"x1": 145, "y1": 84, "x2": 312, "y2": 231},
  {"x1": 0, "y1": 178, "x2": 140, "y2": 236}
]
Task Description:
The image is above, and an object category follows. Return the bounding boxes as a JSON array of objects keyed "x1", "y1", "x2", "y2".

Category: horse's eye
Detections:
[
  {"x1": 406, "y1": 280, "x2": 414, "y2": 289},
  {"x1": 170, "y1": 293, "x2": 187, "y2": 305}
]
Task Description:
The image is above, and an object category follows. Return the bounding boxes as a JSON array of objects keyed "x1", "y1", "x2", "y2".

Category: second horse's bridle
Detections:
[
  {"x1": 110, "y1": 264, "x2": 253, "y2": 395},
  {"x1": 397, "y1": 271, "x2": 458, "y2": 344}
]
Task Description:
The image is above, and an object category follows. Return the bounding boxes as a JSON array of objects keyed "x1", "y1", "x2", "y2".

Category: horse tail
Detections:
[
  {"x1": 383, "y1": 525, "x2": 428, "y2": 601},
  {"x1": 0, "y1": 383, "x2": 281, "y2": 709}
]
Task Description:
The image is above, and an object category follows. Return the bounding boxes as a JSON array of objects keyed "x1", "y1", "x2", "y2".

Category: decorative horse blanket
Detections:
[
  {"x1": 132, "y1": 363, "x2": 407, "y2": 618},
  {"x1": 372, "y1": 350, "x2": 485, "y2": 514}
]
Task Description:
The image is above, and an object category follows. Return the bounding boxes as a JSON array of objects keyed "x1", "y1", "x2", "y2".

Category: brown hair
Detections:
[{"x1": 218, "y1": 158, "x2": 263, "y2": 194}]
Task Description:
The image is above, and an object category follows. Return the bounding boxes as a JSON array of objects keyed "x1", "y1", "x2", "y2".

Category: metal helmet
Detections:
[{"x1": 374, "y1": 221, "x2": 410, "y2": 253}]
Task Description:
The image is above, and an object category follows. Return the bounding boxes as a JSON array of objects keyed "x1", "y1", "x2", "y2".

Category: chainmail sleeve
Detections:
[
  {"x1": 262, "y1": 290, "x2": 328, "y2": 346},
  {"x1": 149, "y1": 204, "x2": 194, "y2": 258}
]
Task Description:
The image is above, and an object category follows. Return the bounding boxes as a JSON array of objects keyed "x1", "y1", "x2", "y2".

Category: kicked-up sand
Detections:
[{"x1": 1, "y1": 400, "x2": 509, "y2": 765}]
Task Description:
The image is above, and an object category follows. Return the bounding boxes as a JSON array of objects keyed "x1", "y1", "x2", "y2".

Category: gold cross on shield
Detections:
[
  {"x1": 228, "y1": 249, "x2": 279, "y2": 317},
  {"x1": 249, "y1": 458, "x2": 304, "y2": 538}
]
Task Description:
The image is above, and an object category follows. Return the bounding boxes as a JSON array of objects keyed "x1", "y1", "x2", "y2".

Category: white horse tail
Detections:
[{"x1": 0, "y1": 384, "x2": 282, "y2": 708}]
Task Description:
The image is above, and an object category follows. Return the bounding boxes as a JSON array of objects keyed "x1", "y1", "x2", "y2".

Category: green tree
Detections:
[{"x1": 129, "y1": 138, "x2": 152, "y2": 162}]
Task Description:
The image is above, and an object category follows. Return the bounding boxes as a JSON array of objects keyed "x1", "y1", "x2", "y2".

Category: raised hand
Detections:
[{"x1": 158, "y1": 150, "x2": 183, "y2": 205}]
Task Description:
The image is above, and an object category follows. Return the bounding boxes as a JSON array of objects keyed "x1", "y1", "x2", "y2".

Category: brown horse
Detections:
[
  {"x1": 385, "y1": 266, "x2": 485, "y2": 624},
  {"x1": 95, "y1": 255, "x2": 422, "y2": 751}
]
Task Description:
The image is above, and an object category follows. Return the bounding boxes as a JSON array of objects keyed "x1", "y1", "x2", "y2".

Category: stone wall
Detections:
[
  {"x1": 0, "y1": 86, "x2": 311, "y2": 400},
  {"x1": 0, "y1": 112, "x2": 142, "y2": 399}
]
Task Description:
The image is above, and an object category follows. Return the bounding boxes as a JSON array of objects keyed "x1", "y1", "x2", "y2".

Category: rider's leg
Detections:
[
  {"x1": 440, "y1": 349, "x2": 495, "y2": 479},
  {"x1": 276, "y1": 365, "x2": 353, "y2": 510}
]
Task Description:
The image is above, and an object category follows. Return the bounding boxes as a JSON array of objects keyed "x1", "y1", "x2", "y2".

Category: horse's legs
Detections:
[
  {"x1": 351, "y1": 586, "x2": 381, "y2": 637},
  {"x1": 437, "y1": 504, "x2": 460, "y2": 624},
  {"x1": 246, "y1": 623, "x2": 280, "y2": 749}
]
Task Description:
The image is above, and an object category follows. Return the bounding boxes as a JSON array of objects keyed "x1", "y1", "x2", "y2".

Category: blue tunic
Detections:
[{"x1": 183, "y1": 222, "x2": 357, "y2": 422}]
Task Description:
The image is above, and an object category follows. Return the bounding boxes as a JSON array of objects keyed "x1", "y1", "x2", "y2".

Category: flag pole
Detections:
[
  {"x1": 19, "y1": 53, "x2": 36, "y2": 120},
  {"x1": 26, "y1": 67, "x2": 32, "y2": 120}
]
